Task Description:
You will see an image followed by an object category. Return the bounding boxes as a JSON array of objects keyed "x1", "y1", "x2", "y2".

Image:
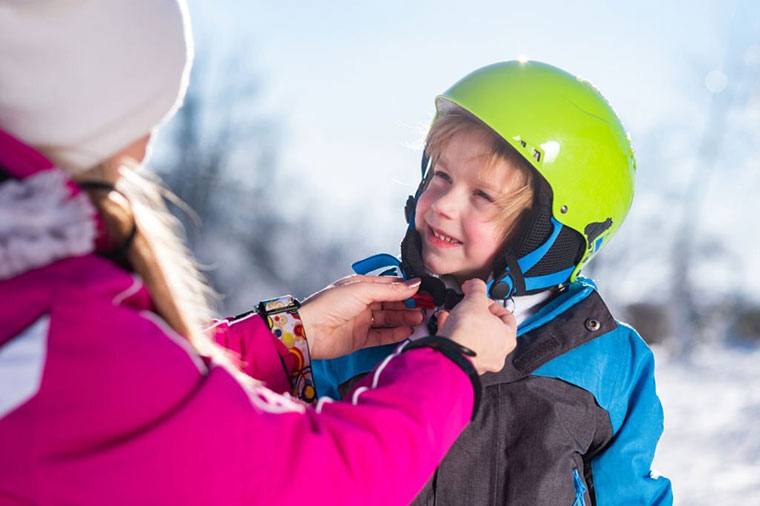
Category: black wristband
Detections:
[{"x1": 402, "y1": 336, "x2": 482, "y2": 420}]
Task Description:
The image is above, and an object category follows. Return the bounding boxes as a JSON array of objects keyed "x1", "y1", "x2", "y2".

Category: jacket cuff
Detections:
[
  {"x1": 255, "y1": 295, "x2": 317, "y2": 404},
  {"x1": 211, "y1": 315, "x2": 292, "y2": 394},
  {"x1": 402, "y1": 336, "x2": 482, "y2": 420}
]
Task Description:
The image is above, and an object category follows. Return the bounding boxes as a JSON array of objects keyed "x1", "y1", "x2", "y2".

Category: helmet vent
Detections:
[{"x1": 516, "y1": 139, "x2": 541, "y2": 162}]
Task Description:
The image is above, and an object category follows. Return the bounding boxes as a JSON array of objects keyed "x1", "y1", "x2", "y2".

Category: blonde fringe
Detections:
[{"x1": 424, "y1": 110, "x2": 536, "y2": 245}]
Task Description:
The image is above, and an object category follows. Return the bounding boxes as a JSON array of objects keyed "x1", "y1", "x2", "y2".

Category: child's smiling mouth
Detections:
[{"x1": 425, "y1": 224, "x2": 462, "y2": 247}]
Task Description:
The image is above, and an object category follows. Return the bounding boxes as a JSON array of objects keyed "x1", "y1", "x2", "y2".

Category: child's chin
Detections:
[
  {"x1": 425, "y1": 262, "x2": 483, "y2": 284},
  {"x1": 422, "y1": 259, "x2": 455, "y2": 278},
  {"x1": 421, "y1": 252, "x2": 466, "y2": 278}
]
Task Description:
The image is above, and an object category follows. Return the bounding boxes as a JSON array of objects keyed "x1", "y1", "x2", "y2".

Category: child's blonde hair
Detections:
[{"x1": 424, "y1": 107, "x2": 536, "y2": 245}]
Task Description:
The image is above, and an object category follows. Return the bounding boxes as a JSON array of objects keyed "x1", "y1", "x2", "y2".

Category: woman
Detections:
[{"x1": 0, "y1": 1, "x2": 516, "y2": 504}]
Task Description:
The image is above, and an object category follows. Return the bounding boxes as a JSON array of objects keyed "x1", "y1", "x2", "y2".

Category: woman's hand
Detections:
[
  {"x1": 298, "y1": 275, "x2": 424, "y2": 360},
  {"x1": 436, "y1": 279, "x2": 517, "y2": 375}
]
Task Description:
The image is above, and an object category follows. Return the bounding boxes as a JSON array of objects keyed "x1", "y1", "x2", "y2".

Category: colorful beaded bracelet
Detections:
[{"x1": 258, "y1": 295, "x2": 317, "y2": 403}]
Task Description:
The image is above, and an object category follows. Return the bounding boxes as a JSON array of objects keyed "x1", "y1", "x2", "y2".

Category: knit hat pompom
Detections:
[{"x1": 0, "y1": 0, "x2": 194, "y2": 172}]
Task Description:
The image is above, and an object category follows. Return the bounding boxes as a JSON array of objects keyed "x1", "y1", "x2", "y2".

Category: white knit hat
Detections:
[{"x1": 0, "y1": 0, "x2": 193, "y2": 172}]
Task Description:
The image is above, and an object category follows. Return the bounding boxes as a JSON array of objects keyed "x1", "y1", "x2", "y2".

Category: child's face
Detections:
[{"x1": 415, "y1": 126, "x2": 522, "y2": 284}]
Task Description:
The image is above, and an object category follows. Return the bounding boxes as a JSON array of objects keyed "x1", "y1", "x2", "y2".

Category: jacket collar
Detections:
[
  {"x1": 482, "y1": 278, "x2": 617, "y2": 387},
  {"x1": 0, "y1": 129, "x2": 55, "y2": 180},
  {"x1": 0, "y1": 129, "x2": 97, "y2": 280}
]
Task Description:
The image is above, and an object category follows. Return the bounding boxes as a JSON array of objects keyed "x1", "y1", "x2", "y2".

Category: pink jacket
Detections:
[{"x1": 0, "y1": 130, "x2": 474, "y2": 505}]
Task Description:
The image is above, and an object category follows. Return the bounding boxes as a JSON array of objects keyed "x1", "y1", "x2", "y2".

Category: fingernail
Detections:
[{"x1": 404, "y1": 278, "x2": 422, "y2": 287}]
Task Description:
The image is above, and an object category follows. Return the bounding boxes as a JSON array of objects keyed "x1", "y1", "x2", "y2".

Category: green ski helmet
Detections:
[{"x1": 401, "y1": 60, "x2": 635, "y2": 302}]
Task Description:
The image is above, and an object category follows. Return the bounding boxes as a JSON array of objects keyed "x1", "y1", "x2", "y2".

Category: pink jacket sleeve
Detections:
[
  {"x1": 5, "y1": 282, "x2": 474, "y2": 506},
  {"x1": 210, "y1": 314, "x2": 294, "y2": 394},
  {"x1": 40, "y1": 341, "x2": 472, "y2": 506},
  {"x1": 207, "y1": 313, "x2": 473, "y2": 503},
  {"x1": 240, "y1": 346, "x2": 473, "y2": 504}
]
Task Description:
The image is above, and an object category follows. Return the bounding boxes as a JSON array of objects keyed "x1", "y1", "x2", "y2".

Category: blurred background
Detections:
[{"x1": 150, "y1": 1, "x2": 760, "y2": 503}]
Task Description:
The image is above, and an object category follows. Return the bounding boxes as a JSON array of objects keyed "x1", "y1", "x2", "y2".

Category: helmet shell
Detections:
[{"x1": 436, "y1": 60, "x2": 635, "y2": 280}]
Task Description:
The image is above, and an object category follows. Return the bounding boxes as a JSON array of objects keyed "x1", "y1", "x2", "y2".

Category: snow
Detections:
[{"x1": 653, "y1": 342, "x2": 760, "y2": 504}]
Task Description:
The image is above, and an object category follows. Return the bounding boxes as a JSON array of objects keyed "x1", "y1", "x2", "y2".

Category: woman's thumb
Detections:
[
  {"x1": 461, "y1": 278, "x2": 487, "y2": 297},
  {"x1": 436, "y1": 310, "x2": 450, "y2": 329}
]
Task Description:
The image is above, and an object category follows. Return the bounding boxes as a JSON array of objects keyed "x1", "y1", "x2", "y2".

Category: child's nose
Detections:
[{"x1": 430, "y1": 188, "x2": 461, "y2": 218}]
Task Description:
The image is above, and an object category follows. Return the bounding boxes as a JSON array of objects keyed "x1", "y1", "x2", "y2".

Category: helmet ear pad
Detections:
[
  {"x1": 492, "y1": 175, "x2": 585, "y2": 296},
  {"x1": 400, "y1": 228, "x2": 463, "y2": 309},
  {"x1": 401, "y1": 161, "x2": 585, "y2": 304}
]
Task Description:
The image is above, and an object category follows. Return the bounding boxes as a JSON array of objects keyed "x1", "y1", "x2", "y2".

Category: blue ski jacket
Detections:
[{"x1": 313, "y1": 276, "x2": 673, "y2": 505}]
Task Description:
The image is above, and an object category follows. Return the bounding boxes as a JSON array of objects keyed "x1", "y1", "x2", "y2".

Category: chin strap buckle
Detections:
[{"x1": 487, "y1": 273, "x2": 515, "y2": 300}]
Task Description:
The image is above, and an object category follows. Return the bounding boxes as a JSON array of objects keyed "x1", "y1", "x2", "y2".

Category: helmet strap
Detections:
[
  {"x1": 401, "y1": 151, "x2": 584, "y2": 310},
  {"x1": 488, "y1": 177, "x2": 584, "y2": 299},
  {"x1": 399, "y1": 228, "x2": 463, "y2": 310},
  {"x1": 405, "y1": 148, "x2": 432, "y2": 226},
  {"x1": 400, "y1": 148, "x2": 467, "y2": 310}
]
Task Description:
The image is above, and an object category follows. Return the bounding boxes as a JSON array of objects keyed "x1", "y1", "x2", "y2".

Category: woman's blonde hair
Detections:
[
  {"x1": 78, "y1": 157, "x2": 255, "y2": 387},
  {"x1": 424, "y1": 108, "x2": 536, "y2": 244}
]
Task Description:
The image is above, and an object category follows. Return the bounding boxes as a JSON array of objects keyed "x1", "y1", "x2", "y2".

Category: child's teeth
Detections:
[{"x1": 434, "y1": 230, "x2": 457, "y2": 243}]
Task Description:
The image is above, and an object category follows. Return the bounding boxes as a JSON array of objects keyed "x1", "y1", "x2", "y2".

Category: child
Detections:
[{"x1": 313, "y1": 61, "x2": 673, "y2": 505}]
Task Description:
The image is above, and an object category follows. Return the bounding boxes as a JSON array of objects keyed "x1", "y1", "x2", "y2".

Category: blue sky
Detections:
[
  {"x1": 182, "y1": 0, "x2": 746, "y2": 203},
  {"x1": 161, "y1": 0, "x2": 760, "y2": 302}
]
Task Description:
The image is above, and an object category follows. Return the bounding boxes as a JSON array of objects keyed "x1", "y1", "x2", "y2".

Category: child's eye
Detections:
[
  {"x1": 474, "y1": 189, "x2": 494, "y2": 202},
  {"x1": 433, "y1": 170, "x2": 452, "y2": 183}
]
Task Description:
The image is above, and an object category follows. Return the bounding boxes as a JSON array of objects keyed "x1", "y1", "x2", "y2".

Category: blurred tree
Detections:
[
  {"x1": 155, "y1": 44, "x2": 354, "y2": 314},
  {"x1": 586, "y1": 2, "x2": 760, "y2": 353},
  {"x1": 669, "y1": 3, "x2": 760, "y2": 355}
]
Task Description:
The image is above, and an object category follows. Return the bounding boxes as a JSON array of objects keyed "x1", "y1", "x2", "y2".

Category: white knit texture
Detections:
[{"x1": 0, "y1": 170, "x2": 96, "y2": 279}]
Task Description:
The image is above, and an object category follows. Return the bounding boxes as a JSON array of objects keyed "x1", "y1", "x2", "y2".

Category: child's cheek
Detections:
[
  {"x1": 414, "y1": 192, "x2": 431, "y2": 233},
  {"x1": 465, "y1": 220, "x2": 502, "y2": 257}
]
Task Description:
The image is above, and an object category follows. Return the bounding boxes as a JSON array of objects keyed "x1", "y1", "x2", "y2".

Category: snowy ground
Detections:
[{"x1": 652, "y1": 341, "x2": 760, "y2": 505}]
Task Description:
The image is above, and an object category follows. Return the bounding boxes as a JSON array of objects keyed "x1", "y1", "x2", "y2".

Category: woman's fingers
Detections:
[
  {"x1": 370, "y1": 300, "x2": 414, "y2": 312},
  {"x1": 489, "y1": 302, "x2": 516, "y2": 326},
  {"x1": 381, "y1": 300, "x2": 412, "y2": 311},
  {"x1": 488, "y1": 302, "x2": 509, "y2": 318},
  {"x1": 461, "y1": 278, "x2": 488, "y2": 298},
  {"x1": 333, "y1": 275, "x2": 421, "y2": 304},
  {"x1": 333, "y1": 274, "x2": 408, "y2": 287},
  {"x1": 436, "y1": 310, "x2": 450, "y2": 329},
  {"x1": 355, "y1": 278, "x2": 422, "y2": 303},
  {"x1": 366, "y1": 326, "x2": 414, "y2": 347},
  {"x1": 371, "y1": 308, "x2": 424, "y2": 328}
]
